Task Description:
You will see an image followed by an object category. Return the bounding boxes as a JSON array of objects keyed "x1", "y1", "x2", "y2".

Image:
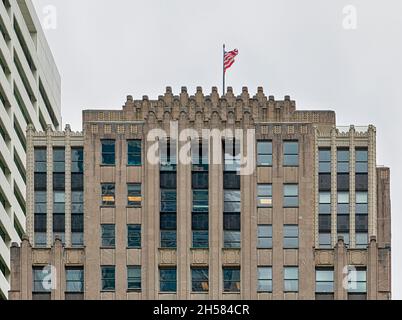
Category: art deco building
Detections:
[
  {"x1": 9, "y1": 88, "x2": 391, "y2": 300},
  {"x1": 0, "y1": 0, "x2": 61, "y2": 299}
]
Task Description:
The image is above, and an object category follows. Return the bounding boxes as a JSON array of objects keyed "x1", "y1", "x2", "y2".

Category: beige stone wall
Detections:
[{"x1": 9, "y1": 89, "x2": 391, "y2": 300}]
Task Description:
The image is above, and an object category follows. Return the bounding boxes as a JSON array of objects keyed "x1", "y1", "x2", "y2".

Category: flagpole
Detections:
[{"x1": 223, "y1": 44, "x2": 226, "y2": 96}]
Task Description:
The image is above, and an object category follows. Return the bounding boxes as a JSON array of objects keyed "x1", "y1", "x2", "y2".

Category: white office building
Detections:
[{"x1": 0, "y1": 0, "x2": 61, "y2": 299}]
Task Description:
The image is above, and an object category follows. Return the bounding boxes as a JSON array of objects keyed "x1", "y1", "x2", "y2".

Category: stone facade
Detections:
[{"x1": 9, "y1": 88, "x2": 391, "y2": 300}]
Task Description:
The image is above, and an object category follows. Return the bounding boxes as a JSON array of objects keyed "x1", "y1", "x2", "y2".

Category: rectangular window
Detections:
[
  {"x1": 356, "y1": 233, "x2": 368, "y2": 249},
  {"x1": 191, "y1": 139, "x2": 209, "y2": 171},
  {"x1": 71, "y1": 191, "x2": 84, "y2": 247},
  {"x1": 33, "y1": 267, "x2": 50, "y2": 293},
  {"x1": 160, "y1": 267, "x2": 177, "y2": 292},
  {"x1": 319, "y1": 192, "x2": 331, "y2": 248},
  {"x1": 284, "y1": 267, "x2": 299, "y2": 292},
  {"x1": 355, "y1": 149, "x2": 368, "y2": 173},
  {"x1": 283, "y1": 184, "x2": 299, "y2": 208},
  {"x1": 192, "y1": 268, "x2": 209, "y2": 292},
  {"x1": 127, "y1": 266, "x2": 141, "y2": 291},
  {"x1": 337, "y1": 192, "x2": 350, "y2": 237},
  {"x1": 53, "y1": 191, "x2": 65, "y2": 243},
  {"x1": 34, "y1": 148, "x2": 47, "y2": 173},
  {"x1": 160, "y1": 187, "x2": 177, "y2": 248},
  {"x1": 34, "y1": 191, "x2": 47, "y2": 247},
  {"x1": 101, "y1": 140, "x2": 115, "y2": 165},
  {"x1": 127, "y1": 225, "x2": 141, "y2": 248},
  {"x1": 319, "y1": 148, "x2": 331, "y2": 173},
  {"x1": 337, "y1": 149, "x2": 350, "y2": 173},
  {"x1": 160, "y1": 139, "x2": 177, "y2": 171},
  {"x1": 257, "y1": 184, "x2": 272, "y2": 208},
  {"x1": 348, "y1": 267, "x2": 367, "y2": 295},
  {"x1": 257, "y1": 225, "x2": 272, "y2": 249},
  {"x1": 101, "y1": 266, "x2": 115, "y2": 291},
  {"x1": 71, "y1": 148, "x2": 84, "y2": 173},
  {"x1": 192, "y1": 172, "x2": 209, "y2": 189},
  {"x1": 127, "y1": 184, "x2": 142, "y2": 207},
  {"x1": 283, "y1": 141, "x2": 299, "y2": 166},
  {"x1": 53, "y1": 148, "x2": 65, "y2": 173},
  {"x1": 127, "y1": 140, "x2": 142, "y2": 166},
  {"x1": 258, "y1": 267, "x2": 272, "y2": 292},
  {"x1": 223, "y1": 212, "x2": 241, "y2": 248},
  {"x1": 316, "y1": 268, "x2": 334, "y2": 294},
  {"x1": 65, "y1": 267, "x2": 84, "y2": 293},
  {"x1": 257, "y1": 141, "x2": 272, "y2": 166},
  {"x1": 101, "y1": 224, "x2": 115, "y2": 248},
  {"x1": 192, "y1": 190, "x2": 208, "y2": 248},
  {"x1": 284, "y1": 225, "x2": 299, "y2": 249},
  {"x1": 224, "y1": 139, "x2": 241, "y2": 172},
  {"x1": 319, "y1": 233, "x2": 331, "y2": 248},
  {"x1": 101, "y1": 184, "x2": 115, "y2": 206},
  {"x1": 223, "y1": 267, "x2": 240, "y2": 292}
]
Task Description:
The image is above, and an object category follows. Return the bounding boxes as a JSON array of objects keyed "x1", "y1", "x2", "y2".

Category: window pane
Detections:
[
  {"x1": 127, "y1": 225, "x2": 141, "y2": 248},
  {"x1": 193, "y1": 231, "x2": 209, "y2": 248},
  {"x1": 160, "y1": 268, "x2": 177, "y2": 292},
  {"x1": 284, "y1": 185, "x2": 298, "y2": 196},
  {"x1": 224, "y1": 231, "x2": 241, "y2": 248},
  {"x1": 284, "y1": 142, "x2": 298, "y2": 154},
  {"x1": 192, "y1": 268, "x2": 209, "y2": 292},
  {"x1": 160, "y1": 231, "x2": 177, "y2": 248}
]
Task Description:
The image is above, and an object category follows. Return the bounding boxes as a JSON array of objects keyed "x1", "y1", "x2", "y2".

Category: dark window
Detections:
[
  {"x1": 337, "y1": 192, "x2": 350, "y2": 233},
  {"x1": 319, "y1": 215, "x2": 331, "y2": 233},
  {"x1": 319, "y1": 149, "x2": 331, "y2": 173},
  {"x1": 192, "y1": 213, "x2": 209, "y2": 230},
  {"x1": 223, "y1": 267, "x2": 240, "y2": 292},
  {"x1": 71, "y1": 148, "x2": 84, "y2": 173},
  {"x1": 192, "y1": 172, "x2": 209, "y2": 189},
  {"x1": 224, "y1": 213, "x2": 241, "y2": 248},
  {"x1": 71, "y1": 191, "x2": 84, "y2": 247},
  {"x1": 101, "y1": 140, "x2": 115, "y2": 165},
  {"x1": 101, "y1": 184, "x2": 115, "y2": 206},
  {"x1": 337, "y1": 174, "x2": 350, "y2": 191},
  {"x1": 53, "y1": 173, "x2": 65, "y2": 191},
  {"x1": 127, "y1": 140, "x2": 142, "y2": 166},
  {"x1": 161, "y1": 190, "x2": 177, "y2": 212},
  {"x1": 284, "y1": 225, "x2": 299, "y2": 249},
  {"x1": 160, "y1": 268, "x2": 177, "y2": 292},
  {"x1": 283, "y1": 184, "x2": 299, "y2": 207},
  {"x1": 127, "y1": 184, "x2": 141, "y2": 207},
  {"x1": 34, "y1": 191, "x2": 47, "y2": 234},
  {"x1": 223, "y1": 172, "x2": 240, "y2": 189},
  {"x1": 258, "y1": 267, "x2": 272, "y2": 292},
  {"x1": 101, "y1": 224, "x2": 115, "y2": 248},
  {"x1": 355, "y1": 174, "x2": 368, "y2": 191},
  {"x1": 71, "y1": 173, "x2": 84, "y2": 191},
  {"x1": 257, "y1": 141, "x2": 272, "y2": 166},
  {"x1": 316, "y1": 268, "x2": 334, "y2": 294},
  {"x1": 34, "y1": 173, "x2": 47, "y2": 191},
  {"x1": 355, "y1": 215, "x2": 368, "y2": 233},
  {"x1": 193, "y1": 190, "x2": 208, "y2": 212},
  {"x1": 101, "y1": 266, "x2": 115, "y2": 291},
  {"x1": 53, "y1": 192, "x2": 65, "y2": 234},
  {"x1": 192, "y1": 268, "x2": 209, "y2": 292},
  {"x1": 284, "y1": 141, "x2": 299, "y2": 166},
  {"x1": 65, "y1": 267, "x2": 84, "y2": 293},
  {"x1": 160, "y1": 172, "x2": 177, "y2": 189},
  {"x1": 127, "y1": 266, "x2": 141, "y2": 291},
  {"x1": 284, "y1": 267, "x2": 299, "y2": 292},
  {"x1": 160, "y1": 213, "x2": 177, "y2": 230},
  {"x1": 160, "y1": 230, "x2": 176, "y2": 248},
  {"x1": 192, "y1": 231, "x2": 208, "y2": 249},
  {"x1": 257, "y1": 225, "x2": 272, "y2": 249},
  {"x1": 127, "y1": 225, "x2": 141, "y2": 248},
  {"x1": 257, "y1": 184, "x2": 272, "y2": 208}
]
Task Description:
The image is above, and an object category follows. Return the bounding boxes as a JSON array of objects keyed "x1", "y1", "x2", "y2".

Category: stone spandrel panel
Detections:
[
  {"x1": 314, "y1": 250, "x2": 335, "y2": 266},
  {"x1": 222, "y1": 249, "x2": 241, "y2": 266},
  {"x1": 100, "y1": 249, "x2": 115, "y2": 265},
  {"x1": 257, "y1": 250, "x2": 273, "y2": 266},
  {"x1": 348, "y1": 250, "x2": 367, "y2": 266},
  {"x1": 191, "y1": 249, "x2": 209, "y2": 266},
  {"x1": 32, "y1": 249, "x2": 51, "y2": 265},
  {"x1": 65, "y1": 249, "x2": 85, "y2": 265},
  {"x1": 159, "y1": 249, "x2": 177, "y2": 266}
]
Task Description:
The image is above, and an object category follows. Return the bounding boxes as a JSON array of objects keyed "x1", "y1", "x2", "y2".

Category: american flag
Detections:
[{"x1": 224, "y1": 49, "x2": 239, "y2": 72}]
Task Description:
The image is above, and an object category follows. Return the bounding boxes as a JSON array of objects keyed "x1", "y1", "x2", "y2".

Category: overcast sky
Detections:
[{"x1": 32, "y1": 0, "x2": 402, "y2": 299}]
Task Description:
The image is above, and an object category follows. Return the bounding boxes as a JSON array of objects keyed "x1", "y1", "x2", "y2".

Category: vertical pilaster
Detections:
[
  {"x1": 313, "y1": 126, "x2": 319, "y2": 248},
  {"x1": 368, "y1": 126, "x2": 377, "y2": 238},
  {"x1": 65, "y1": 126, "x2": 72, "y2": 247},
  {"x1": 330, "y1": 127, "x2": 338, "y2": 247},
  {"x1": 26, "y1": 125, "x2": 35, "y2": 243},
  {"x1": 46, "y1": 126, "x2": 53, "y2": 247},
  {"x1": 349, "y1": 127, "x2": 356, "y2": 248},
  {"x1": 52, "y1": 238, "x2": 63, "y2": 300},
  {"x1": 334, "y1": 239, "x2": 347, "y2": 300},
  {"x1": 367, "y1": 237, "x2": 378, "y2": 300}
]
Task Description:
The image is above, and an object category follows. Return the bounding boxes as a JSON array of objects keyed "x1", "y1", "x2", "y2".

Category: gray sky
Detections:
[{"x1": 32, "y1": 0, "x2": 402, "y2": 299}]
